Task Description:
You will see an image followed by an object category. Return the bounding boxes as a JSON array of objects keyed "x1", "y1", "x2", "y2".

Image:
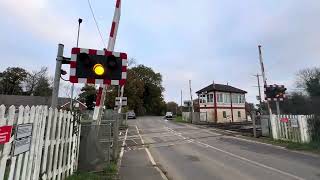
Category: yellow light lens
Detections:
[{"x1": 93, "y1": 64, "x2": 105, "y2": 76}]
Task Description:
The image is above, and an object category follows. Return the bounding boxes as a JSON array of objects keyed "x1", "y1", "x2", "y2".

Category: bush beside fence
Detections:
[{"x1": 307, "y1": 115, "x2": 320, "y2": 143}]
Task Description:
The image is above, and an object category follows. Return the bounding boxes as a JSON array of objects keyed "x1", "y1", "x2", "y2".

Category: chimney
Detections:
[{"x1": 212, "y1": 80, "x2": 215, "y2": 89}]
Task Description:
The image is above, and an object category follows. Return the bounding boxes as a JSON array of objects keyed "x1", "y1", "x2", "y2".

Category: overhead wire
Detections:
[{"x1": 87, "y1": 0, "x2": 107, "y2": 48}]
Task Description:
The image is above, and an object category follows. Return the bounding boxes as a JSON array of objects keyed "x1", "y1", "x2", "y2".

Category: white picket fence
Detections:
[
  {"x1": 0, "y1": 105, "x2": 81, "y2": 180},
  {"x1": 270, "y1": 114, "x2": 311, "y2": 143}
]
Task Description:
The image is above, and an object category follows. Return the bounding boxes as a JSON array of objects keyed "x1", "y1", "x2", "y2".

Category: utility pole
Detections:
[
  {"x1": 180, "y1": 90, "x2": 183, "y2": 114},
  {"x1": 189, "y1": 80, "x2": 194, "y2": 123},
  {"x1": 70, "y1": 18, "x2": 83, "y2": 111},
  {"x1": 51, "y1": 44, "x2": 64, "y2": 109}
]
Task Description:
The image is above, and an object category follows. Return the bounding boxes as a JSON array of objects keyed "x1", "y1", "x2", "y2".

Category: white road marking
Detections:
[
  {"x1": 135, "y1": 125, "x2": 145, "y2": 144},
  {"x1": 145, "y1": 148, "x2": 156, "y2": 165},
  {"x1": 135, "y1": 125, "x2": 168, "y2": 180},
  {"x1": 117, "y1": 128, "x2": 128, "y2": 168},
  {"x1": 166, "y1": 126, "x2": 305, "y2": 180}
]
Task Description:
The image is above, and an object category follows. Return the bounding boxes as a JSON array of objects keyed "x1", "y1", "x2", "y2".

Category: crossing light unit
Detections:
[
  {"x1": 69, "y1": 48, "x2": 127, "y2": 85},
  {"x1": 264, "y1": 84, "x2": 287, "y2": 101}
]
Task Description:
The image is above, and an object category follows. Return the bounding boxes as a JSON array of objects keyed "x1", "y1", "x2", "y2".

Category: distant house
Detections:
[
  {"x1": 196, "y1": 83, "x2": 247, "y2": 123},
  {"x1": 0, "y1": 95, "x2": 87, "y2": 111}
]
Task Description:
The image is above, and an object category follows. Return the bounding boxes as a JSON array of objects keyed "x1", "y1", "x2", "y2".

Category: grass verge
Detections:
[
  {"x1": 240, "y1": 136, "x2": 320, "y2": 154},
  {"x1": 67, "y1": 161, "x2": 118, "y2": 180},
  {"x1": 174, "y1": 116, "x2": 187, "y2": 123},
  {"x1": 286, "y1": 141, "x2": 320, "y2": 152}
]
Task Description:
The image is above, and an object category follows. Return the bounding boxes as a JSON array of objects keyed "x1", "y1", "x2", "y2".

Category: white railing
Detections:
[
  {"x1": 0, "y1": 105, "x2": 81, "y2": 180},
  {"x1": 270, "y1": 114, "x2": 312, "y2": 143}
]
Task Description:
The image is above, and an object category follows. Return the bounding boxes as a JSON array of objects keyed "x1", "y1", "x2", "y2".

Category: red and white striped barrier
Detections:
[{"x1": 93, "y1": 0, "x2": 122, "y2": 121}]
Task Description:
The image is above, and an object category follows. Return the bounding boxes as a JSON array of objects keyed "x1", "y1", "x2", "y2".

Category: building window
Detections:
[
  {"x1": 223, "y1": 111, "x2": 227, "y2": 118},
  {"x1": 199, "y1": 94, "x2": 206, "y2": 104},
  {"x1": 239, "y1": 95, "x2": 245, "y2": 103},
  {"x1": 207, "y1": 94, "x2": 214, "y2": 103},
  {"x1": 232, "y1": 94, "x2": 239, "y2": 103},
  {"x1": 238, "y1": 111, "x2": 241, "y2": 118},
  {"x1": 217, "y1": 93, "x2": 223, "y2": 103},
  {"x1": 223, "y1": 94, "x2": 231, "y2": 103}
]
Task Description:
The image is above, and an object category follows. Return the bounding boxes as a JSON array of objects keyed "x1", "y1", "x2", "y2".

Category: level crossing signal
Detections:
[
  {"x1": 264, "y1": 85, "x2": 287, "y2": 101},
  {"x1": 69, "y1": 48, "x2": 127, "y2": 85}
]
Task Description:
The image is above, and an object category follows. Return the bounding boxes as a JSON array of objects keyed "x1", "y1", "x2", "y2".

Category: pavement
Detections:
[{"x1": 119, "y1": 116, "x2": 320, "y2": 180}]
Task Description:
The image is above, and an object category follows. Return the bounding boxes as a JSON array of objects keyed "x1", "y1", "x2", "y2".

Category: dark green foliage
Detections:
[
  {"x1": 78, "y1": 85, "x2": 97, "y2": 110},
  {"x1": 0, "y1": 67, "x2": 29, "y2": 95},
  {"x1": 0, "y1": 66, "x2": 52, "y2": 96},
  {"x1": 106, "y1": 65, "x2": 166, "y2": 116},
  {"x1": 166, "y1": 101, "x2": 178, "y2": 115},
  {"x1": 308, "y1": 116, "x2": 320, "y2": 143}
]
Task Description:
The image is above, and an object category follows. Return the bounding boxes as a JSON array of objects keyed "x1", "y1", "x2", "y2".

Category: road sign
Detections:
[
  {"x1": 13, "y1": 124, "x2": 33, "y2": 156},
  {"x1": 280, "y1": 117, "x2": 289, "y2": 123},
  {"x1": 13, "y1": 137, "x2": 31, "y2": 156},
  {"x1": 0, "y1": 125, "x2": 13, "y2": 144},
  {"x1": 115, "y1": 97, "x2": 127, "y2": 106},
  {"x1": 69, "y1": 48, "x2": 128, "y2": 85},
  {"x1": 290, "y1": 118, "x2": 299, "y2": 127},
  {"x1": 16, "y1": 124, "x2": 33, "y2": 139}
]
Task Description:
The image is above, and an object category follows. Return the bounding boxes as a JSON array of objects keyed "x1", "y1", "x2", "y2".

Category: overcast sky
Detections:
[{"x1": 1, "y1": 0, "x2": 320, "y2": 104}]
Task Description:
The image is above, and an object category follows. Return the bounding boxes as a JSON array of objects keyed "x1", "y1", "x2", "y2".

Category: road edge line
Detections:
[
  {"x1": 136, "y1": 125, "x2": 169, "y2": 180},
  {"x1": 117, "y1": 128, "x2": 128, "y2": 169}
]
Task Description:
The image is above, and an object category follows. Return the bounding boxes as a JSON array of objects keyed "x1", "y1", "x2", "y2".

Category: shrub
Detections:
[{"x1": 308, "y1": 115, "x2": 320, "y2": 143}]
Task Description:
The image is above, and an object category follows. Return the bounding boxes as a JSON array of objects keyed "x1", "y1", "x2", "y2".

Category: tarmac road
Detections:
[{"x1": 119, "y1": 116, "x2": 320, "y2": 180}]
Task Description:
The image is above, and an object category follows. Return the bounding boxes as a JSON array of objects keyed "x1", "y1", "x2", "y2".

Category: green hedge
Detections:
[{"x1": 308, "y1": 115, "x2": 320, "y2": 143}]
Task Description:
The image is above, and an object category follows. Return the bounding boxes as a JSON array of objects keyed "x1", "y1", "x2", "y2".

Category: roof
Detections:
[{"x1": 196, "y1": 84, "x2": 247, "y2": 94}]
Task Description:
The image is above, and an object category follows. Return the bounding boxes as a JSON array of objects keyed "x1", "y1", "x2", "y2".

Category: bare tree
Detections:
[
  {"x1": 25, "y1": 67, "x2": 49, "y2": 95},
  {"x1": 296, "y1": 67, "x2": 320, "y2": 97},
  {"x1": 128, "y1": 58, "x2": 137, "y2": 67}
]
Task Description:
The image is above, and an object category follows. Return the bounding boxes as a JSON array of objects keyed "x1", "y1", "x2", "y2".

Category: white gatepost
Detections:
[
  {"x1": 270, "y1": 115, "x2": 279, "y2": 140},
  {"x1": 298, "y1": 115, "x2": 310, "y2": 143}
]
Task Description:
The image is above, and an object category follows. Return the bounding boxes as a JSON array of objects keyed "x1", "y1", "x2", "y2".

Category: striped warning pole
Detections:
[{"x1": 93, "y1": 0, "x2": 122, "y2": 122}]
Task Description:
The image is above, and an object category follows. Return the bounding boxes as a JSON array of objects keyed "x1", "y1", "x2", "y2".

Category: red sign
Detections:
[
  {"x1": 280, "y1": 118, "x2": 289, "y2": 123},
  {"x1": 0, "y1": 126, "x2": 13, "y2": 144}
]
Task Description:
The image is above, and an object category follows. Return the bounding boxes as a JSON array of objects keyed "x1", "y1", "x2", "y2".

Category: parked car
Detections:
[
  {"x1": 165, "y1": 112, "x2": 173, "y2": 119},
  {"x1": 127, "y1": 111, "x2": 136, "y2": 119}
]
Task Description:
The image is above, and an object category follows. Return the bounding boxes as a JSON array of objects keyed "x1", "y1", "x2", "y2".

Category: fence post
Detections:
[
  {"x1": 25, "y1": 106, "x2": 36, "y2": 180},
  {"x1": 47, "y1": 109, "x2": 59, "y2": 179},
  {"x1": 57, "y1": 111, "x2": 67, "y2": 180},
  {"x1": 62, "y1": 111, "x2": 71, "y2": 178},
  {"x1": 270, "y1": 115, "x2": 279, "y2": 140},
  {"x1": 66, "y1": 112, "x2": 74, "y2": 176},
  {"x1": 8, "y1": 105, "x2": 24, "y2": 180},
  {"x1": 298, "y1": 115, "x2": 310, "y2": 143},
  {"x1": 52, "y1": 110, "x2": 64, "y2": 180},
  {"x1": 41, "y1": 108, "x2": 54, "y2": 179},
  {"x1": 73, "y1": 122, "x2": 81, "y2": 173},
  {"x1": 32, "y1": 106, "x2": 48, "y2": 180},
  {"x1": 20, "y1": 106, "x2": 31, "y2": 179}
]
